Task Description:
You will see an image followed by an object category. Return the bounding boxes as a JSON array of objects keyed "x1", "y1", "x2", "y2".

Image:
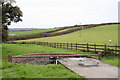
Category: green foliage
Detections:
[
  {"x1": 102, "y1": 48, "x2": 115, "y2": 56},
  {"x1": 2, "y1": 2, "x2": 22, "y2": 26},
  {"x1": 102, "y1": 56, "x2": 119, "y2": 67},
  {"x1": 2, "y1": 1, "x2": 23, "y2": 42},
  {"x1": 2, "y1": 27, "x2": 8, "y2": 42}
]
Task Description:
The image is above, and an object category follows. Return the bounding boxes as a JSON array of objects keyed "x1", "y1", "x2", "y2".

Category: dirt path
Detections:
[{"x1": 58, "y1": 58, "x2": 119, "y2": 79}]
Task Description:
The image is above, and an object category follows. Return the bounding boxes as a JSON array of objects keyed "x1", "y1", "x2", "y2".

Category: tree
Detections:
[{"x1": 1, "y1": 0, "x2": 23, "y2": 42}]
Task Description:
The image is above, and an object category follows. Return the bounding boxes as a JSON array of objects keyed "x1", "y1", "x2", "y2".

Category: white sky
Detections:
[{"x1": 9, "y1": 0, "x2": 119, "y2": 28}]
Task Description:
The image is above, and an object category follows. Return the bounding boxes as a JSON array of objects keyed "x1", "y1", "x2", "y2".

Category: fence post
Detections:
[
  {"x1": 94, "y1": 44, "x2": 96, "y2": 53},
  {"x1": 61, "y1": 43, "x2": 63, "y2": 48},
  {"x1": 67, "y1": 43, "x2": 69, "y2": 49},
  {"x1": 71, "y1": 43, "x2": 73, "y2": 50},
  {"x1": 115, "y1": 45, "x2": 117, "y2": 54},
  {"x1": 49, "y1": 43, "x2": 51, "y2": 47},
  {"x1": 87, "y1": 43, "x2": 89, "y2": 52},
  {"x1": 54, "y1": 43, "x2": 56, "y2": 48},
  {"x1": 8, "y1": 53, "x2": 13, "y2": 62},
  {"x1": 47, "y1": 42, "x2": 49, "y2": 46},
  {"x1": 98, "y1": 51, "x2": 102, "y2": 60},
  {"x1": 76, "y1": 43, "x2": 78, "y2": 50},
  {"x1": 57, "y1": 43, "x2": 59, "y2": 48},
  {"x1": 46, "y1": 42, "x2": 48, "y2": 46},
  {"x1": 104, "y1": 44, "x2": 106, "y2": 54}
]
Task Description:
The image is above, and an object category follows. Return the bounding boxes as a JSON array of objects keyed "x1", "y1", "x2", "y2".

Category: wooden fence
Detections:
[{"x1": 7, "y1": 41, "x2": 120, "y2": 54}]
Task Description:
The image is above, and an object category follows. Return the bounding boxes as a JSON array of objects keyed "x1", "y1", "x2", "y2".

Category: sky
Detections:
[{"x1": 9, "y1": 0, "x2": 119, "y2": 28}]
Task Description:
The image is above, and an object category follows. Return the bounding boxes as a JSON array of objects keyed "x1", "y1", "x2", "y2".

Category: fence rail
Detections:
[{"x1": 7, "y1": 41, "x2": 120, "y2": 54}]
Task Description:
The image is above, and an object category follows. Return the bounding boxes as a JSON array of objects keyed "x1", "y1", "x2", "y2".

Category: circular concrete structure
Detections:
[{"x1": 11, "y1": 53, "x2": 79, "y2": 65}]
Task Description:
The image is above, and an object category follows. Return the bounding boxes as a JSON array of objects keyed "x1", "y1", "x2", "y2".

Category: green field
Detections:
[
  {"x1": 20, "y1": 24, "x2": 118, "y2": 46},
  {"x1": 102, "y1": 56, "x2": 119, "y2": 66},
  {"x1": 49, "y1": 27, "x2": 81, "y2": 34},
  {"x1": 2, "y1": 62, "x2": 84, "y2": 78},
  {"x1": 3, "y1": 24, "x2": 119, "y2": 78},
  {"x1": 2, "y1": 43, "x2": 91, "y2": 78},
  {"x1": 2, "y1": 43, "x2": 91, "y2": 61},
  {"x1": 9, "y1": 28, "x2": 57, "y2": 36},
  {"x1": 1, "y1": 43, "x2": 119, "y2": 78}
]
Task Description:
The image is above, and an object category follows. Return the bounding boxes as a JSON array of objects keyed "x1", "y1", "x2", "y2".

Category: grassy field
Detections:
[
  {"x1": 2, "y1": 43, "x2": 91, "y2": 61},
  {"x1": 9, "y1": 28, "x2": 57, "y2": 36},
  {"x1": 49, "y1": 27, "x2": 81, "y2": 34},
  {"x1": 102, "y1": 56, "x2": 119, "y2": 67},
  {"x1": 2, "y1": 43, "x2": 91, "y2": 78},
  {"x1": 2, "y1": 62, "x2": 84, "y2": 78},
  {"x1": 1, "y1": 43, "x2": 119, "y2": 78},
  {"x1": 3, "y1": 24, "x2": 119, "y2": 78},
  {"x1": 20, "y1": 24, "x2": 118, "y2": 46}
]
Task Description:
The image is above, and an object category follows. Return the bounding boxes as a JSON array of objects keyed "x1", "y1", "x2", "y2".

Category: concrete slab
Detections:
[{"x1": 58, "y1": 58, "x2": 119, "y2": 79}]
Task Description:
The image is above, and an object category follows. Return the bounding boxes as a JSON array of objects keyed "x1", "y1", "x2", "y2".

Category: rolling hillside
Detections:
[
  {"x1": 20, "y1": 24, "x2": 118, "y2": 45},
  {"x1": 9, "y1": 28, "x2": 57, "y2": 36}
]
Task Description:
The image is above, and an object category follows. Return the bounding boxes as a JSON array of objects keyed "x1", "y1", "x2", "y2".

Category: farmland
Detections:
[
  {"x1": 2, "y1": 43, "x2": 90, "y2": 78},
  {"x1": 1, "y1": 43, "x2": 119, "y2": 78},
  {"x1": 20, "y1": 24, "x2": 118, "y2": 46},
  {"x1": 9, "y1": 28, "x2": 57, "y2": 36},
  {"x1": 3, "y1": 23, "x2": 119, "y2": 78}
]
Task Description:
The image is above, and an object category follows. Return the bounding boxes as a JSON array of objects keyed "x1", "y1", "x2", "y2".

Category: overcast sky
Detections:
[{"x1": 9, "y1": 0, "x2": 119, "y2": 28}]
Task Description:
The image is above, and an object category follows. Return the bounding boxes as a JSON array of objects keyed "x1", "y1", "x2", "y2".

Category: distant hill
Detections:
[
  {"x1": 21, "y1": 24, "x2": 118, "y2": 45},
  {"x1": 8, "y1": 22, "x2": 119, "y2": 43},
  {"x1": 8, "y1": 28, "x2": 45, "y2": 31}
]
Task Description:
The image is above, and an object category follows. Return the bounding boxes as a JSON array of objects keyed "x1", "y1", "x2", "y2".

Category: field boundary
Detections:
[
  {"x1": 7, "y1": 41, "x2": 120, "y2": 54},
  {"x1": 8, "y1": 22, "x2": 120, "y2": 41}
]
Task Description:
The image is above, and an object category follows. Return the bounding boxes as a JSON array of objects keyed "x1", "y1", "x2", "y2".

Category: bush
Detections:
[{"x1": 103, "y1": 48, "x2": 114, "y2": 56}]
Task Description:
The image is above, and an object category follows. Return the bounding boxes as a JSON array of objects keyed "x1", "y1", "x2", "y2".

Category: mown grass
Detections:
[
  {"x1": 1, "y1": 62, "x2": 84, "y2": 79},
  {"x1": 2, "y1": 43, "x2": 91, "y2": 61},
  {"x1": 2, "y1": 43, "x2": 90, "y2": 78},
  {"x1": 2, "y1": 43, "x2": 119, "y2": 78},
  {"x1": 21, "y1": 24, "x2": 118, "y2": 46},
  {"x1": 9, "y1": 28, "x2": 57, "y2": 36},
  {"x1": 102, "y1": 56, "x2": 119, "y2": 67}
]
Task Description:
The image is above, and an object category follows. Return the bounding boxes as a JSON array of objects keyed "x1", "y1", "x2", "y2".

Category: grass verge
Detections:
[{"x1": 2, "y1": 43, "x2": 90, "y2": 78}]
